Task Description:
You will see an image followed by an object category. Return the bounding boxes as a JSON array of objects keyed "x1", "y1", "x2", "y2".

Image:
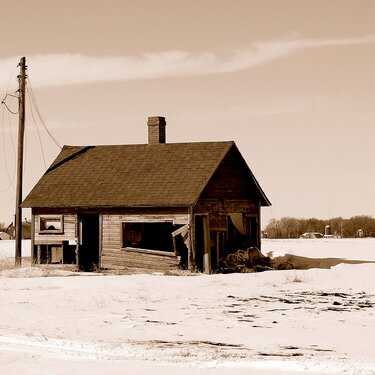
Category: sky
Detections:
[{"x1": 0, "y1": 0, "x2": 374, "y2": 228}]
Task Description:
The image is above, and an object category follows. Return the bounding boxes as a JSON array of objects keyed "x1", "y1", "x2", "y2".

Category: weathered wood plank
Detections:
[
  {"x1": 102, "y1": 214, "x2": 189, "y2": 225},
  {"x1": 101, "y1": 261, "x2": 178, "y2": 271},
  {"x1": 101, "y1": 258, "x2": 179, "y2": 269},
  {"x1": 102, "y1": 260, "x2": 179, "y2": 270},
  {"x1": 101, "y1": 251, "x2": 179, "y2": 263},
  {"x1": 194, "y1": 199, "x2": 258, "y2": 213},
  {"x1": 101, "y1": 239, "x2": 121, "y2": 245},
  {"x1": 35, "y1": 239, "x2": 63, "y2": 245},
  {"x1": 102, "y1": 253, "x2": 179, "y2": 265},
  {"x1": 120, "y1": 247, "x2": 177, "y2": 257}
]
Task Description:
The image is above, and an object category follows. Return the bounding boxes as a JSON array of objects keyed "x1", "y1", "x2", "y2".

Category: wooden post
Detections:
[
  {"x1": 203, "y1": 215, "x2": 211, "y2": 274},
  {"x1": 37, "y1": 245, "x2": 41, "y2": 264},
  {"x1": 172, "y1": 235, "x2": 177, "y2": 255},
  {"x1": 30, "y1": 212, "x2": 35, "y2": 264},
  {"x1": 216, "y1": 231, "x2": 220, "y2": 267},
  {"x1": 76, "y1": 218, "x2": 81, "y2": 268},
  {"x1": 188, "y1": 206, "x2": 196, "y2": 270},
  {"x1": 15, "y1": 57, "x2": 27, "y2": 266},
  {"x1": 257, "y1": 201, "x2": 261, "y2": 250},
  {"x1": 98, "y1": 213, "x2": 103, "y2": 268},
  {"x1": 46, "y1": 245, "x2": 51, "y2": 264}
]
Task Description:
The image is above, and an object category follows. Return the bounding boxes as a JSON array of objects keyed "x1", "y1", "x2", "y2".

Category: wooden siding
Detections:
[
  {"x1": 192, "y1": 146, "x2": 263, "y2": 261},
  {"x1": 200, "y1": 146, "x2": 262, "y2": 201},
  {"x1": 34, "y1": 214, "x2": 76, "y2": 245},
  {"x1": 101, "y1": 249, "x2": 180, "y2": 270},
  {"x1": 195, "y1": 145, "x2": 262, "y2": 233},
  {"x1": 101, "y1": 213, "x2": 189, "y2": 270}
]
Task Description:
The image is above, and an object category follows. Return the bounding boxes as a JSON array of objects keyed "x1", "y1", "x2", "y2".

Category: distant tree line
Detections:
[{"x1": 264, "y1": 216, "x2": 375, "y2": 238}]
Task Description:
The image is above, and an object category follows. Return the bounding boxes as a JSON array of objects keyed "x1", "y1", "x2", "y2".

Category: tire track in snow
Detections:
[
  {"x1": 0, "y1": 335, "x2": 137, "y2": 360},
  {"x1": 1, "y1": 335, "x2": 375, "y2": 374}
]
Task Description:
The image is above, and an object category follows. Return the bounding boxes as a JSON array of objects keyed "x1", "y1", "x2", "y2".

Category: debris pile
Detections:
[{"x1": 217, "y1": 247, "x2": 272, "y2": 273}]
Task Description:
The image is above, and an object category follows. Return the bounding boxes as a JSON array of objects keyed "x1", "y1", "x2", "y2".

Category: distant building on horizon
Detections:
[{"x1": 6, "y1": 221, "x2": 32, "y2": 240}]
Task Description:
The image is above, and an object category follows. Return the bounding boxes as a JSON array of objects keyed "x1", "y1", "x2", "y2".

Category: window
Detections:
[
  {"x1": 39, "y1": 215, "x2": 64, "y2": 234},
  {"x1": 121, "y1": 222, "x2": 180, "y2": 252}
]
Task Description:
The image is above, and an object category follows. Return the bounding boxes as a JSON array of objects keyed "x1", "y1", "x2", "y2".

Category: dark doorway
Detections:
[
  {"x1": 210, "y1": 231, "x2": 224, "y2": 271},
  {"x1": 245, "y1": 216, "x2": 259, "y2": 248},
  {"x1": 78, "y1": 214, "x2": 99, "y2": 271}
]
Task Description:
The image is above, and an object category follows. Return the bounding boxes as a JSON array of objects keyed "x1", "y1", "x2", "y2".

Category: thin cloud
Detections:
[{"x1": 1, "y1": 35, "x2": 374, "y2": 88}]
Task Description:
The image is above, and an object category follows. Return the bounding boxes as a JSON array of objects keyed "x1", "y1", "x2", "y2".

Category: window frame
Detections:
[
  {"x1": 38, "y1": 215, "x2": 64, "y2": 234},
  {"x1": 120, "y1": 220, "x2": 177, "y2": 253}
]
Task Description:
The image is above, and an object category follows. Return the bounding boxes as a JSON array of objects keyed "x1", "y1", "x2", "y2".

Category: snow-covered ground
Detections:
[
  {"x1": 0, "y1": 239, "x2": 30, "y2": 259},
  {"x1": 0, "y1": 239, "x2": 374, "y2": 374}
]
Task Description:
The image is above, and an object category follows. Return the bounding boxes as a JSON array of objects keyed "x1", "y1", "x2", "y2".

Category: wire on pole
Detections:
[{"x1": 26, "y1": 77, "x2": 62, "y2": 150}]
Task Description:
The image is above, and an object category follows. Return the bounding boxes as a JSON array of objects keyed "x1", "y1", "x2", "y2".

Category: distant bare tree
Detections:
[{"x1": 264, "y1": 216, "x2": 375, "y2": 238}]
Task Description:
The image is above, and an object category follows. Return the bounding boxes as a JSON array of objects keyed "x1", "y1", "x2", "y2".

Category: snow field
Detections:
[{"x1": 0, "y1": 239, "x2": 374, "y2": 374}]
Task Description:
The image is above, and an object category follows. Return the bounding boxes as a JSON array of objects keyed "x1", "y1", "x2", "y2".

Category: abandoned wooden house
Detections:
[{"x1": 22, "y1": 116, "x2": 271, "y2": 273}]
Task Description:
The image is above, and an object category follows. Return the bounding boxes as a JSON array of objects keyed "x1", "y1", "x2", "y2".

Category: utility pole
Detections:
[{"x1": 15, "y1": 57, "x2": 26, "y2": 266}]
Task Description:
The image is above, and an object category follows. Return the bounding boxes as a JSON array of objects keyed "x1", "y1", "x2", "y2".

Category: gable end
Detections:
[{"x1": 198, "y1": 144, "x2": 271, "y2": 206}]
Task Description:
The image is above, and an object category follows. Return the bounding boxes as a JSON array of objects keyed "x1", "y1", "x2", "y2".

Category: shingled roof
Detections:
[{"x1": 22, "y1": 141, "x2": 270, "y2": 208}]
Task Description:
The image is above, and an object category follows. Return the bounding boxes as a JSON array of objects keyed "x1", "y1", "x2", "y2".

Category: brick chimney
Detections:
[{"x1": 147, "y1": 116, "x2": 166, "y2": 145}]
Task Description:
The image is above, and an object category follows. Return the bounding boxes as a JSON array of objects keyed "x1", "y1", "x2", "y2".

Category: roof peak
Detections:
[{"x1": 61, "y1": 140, "x2": 235, "y2": 148}]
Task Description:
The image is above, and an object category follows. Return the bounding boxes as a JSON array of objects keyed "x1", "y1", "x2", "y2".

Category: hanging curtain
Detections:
[{"x1": 229, "y1": 213, "x2": 246, "y2": 235}]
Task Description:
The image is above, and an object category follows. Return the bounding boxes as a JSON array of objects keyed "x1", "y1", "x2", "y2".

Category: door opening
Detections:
[{"x1": 78, "y1": 214, "x2": 99, "y2": 271}]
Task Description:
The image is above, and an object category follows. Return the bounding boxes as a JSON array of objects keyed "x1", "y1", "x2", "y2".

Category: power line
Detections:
[
  {"x1": 7, "y1": 195, "x2": 15, "y2": 204},
  {"x1": 6, "y1": 95, "x2": 17, "y2": 158},
  {"x1": 26, "y1": 77, "x2": 62, "y2": 150},
  {"x1": 5, "y1": 65, "x2": 18, "y2": 93},
  {"x1": 24, "y1": 121, "x2": 28, "y2": 184},
  {"x1": 0, "y1": 104, "x2": 16, "y2": 192},
  {"x1": 1, "y1": 94, "x2": 19, "y2": 114},
  {"x1": 0, "y1": 64, "x2": 19, "y2": 113},
  {"x1": 26, "y1": 86, "x2": 47, "y2": 169},
  {"x1": 0, "y1": 64, "x2": 18, "y2": 194}
]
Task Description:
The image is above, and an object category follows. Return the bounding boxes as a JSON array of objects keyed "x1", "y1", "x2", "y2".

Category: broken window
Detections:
[
  {"x1": 121, "y1": 222, "x2": 184, "y2": 253},
  {"x1": 39, "y1": 215, "x2": 64, "y2": 234}
]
